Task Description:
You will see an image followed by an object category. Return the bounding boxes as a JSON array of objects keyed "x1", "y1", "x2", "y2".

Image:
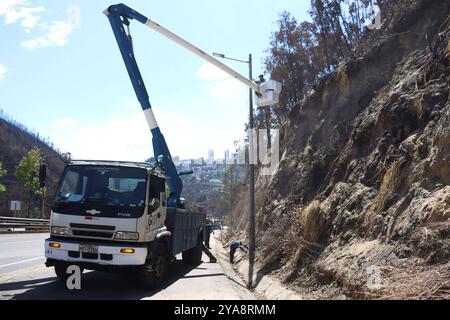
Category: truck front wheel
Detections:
[
  {"x1": 139, "y1": 244, "x2": 168, "y2": 289},
  {"x1": 54, "y1": 262, "x2": 69, "y2": 280},
  {"x1": 54, "y1": 262, "x2": 84, "y2": 281}
]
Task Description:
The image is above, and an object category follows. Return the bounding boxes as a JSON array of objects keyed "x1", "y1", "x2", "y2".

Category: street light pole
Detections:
[
  {"x1": 212, "y1": 52, "x2": 256, "y2": 288},
  {"x1": 248, "y1": 53, "x2": 256, "y2": 289}
]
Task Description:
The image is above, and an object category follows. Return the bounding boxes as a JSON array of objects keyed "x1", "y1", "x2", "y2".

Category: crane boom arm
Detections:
[
  {"x1": 104, "y1": 3, "x2": 281, "y2": 200},
  {"x1": 105, "y1": 3, "x2": 183, "y2": 199},
  {"x1": 104, "y1": 3, "x2": 261, "y2": 94}
]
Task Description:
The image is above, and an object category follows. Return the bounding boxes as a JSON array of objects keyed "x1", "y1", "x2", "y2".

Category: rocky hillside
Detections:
[
  {"x1": 0, "y1": 116, "x2": 64, "y2": 217},
  {"x1": 229, "y1": 0, "x2": 449, "y2": 299}
]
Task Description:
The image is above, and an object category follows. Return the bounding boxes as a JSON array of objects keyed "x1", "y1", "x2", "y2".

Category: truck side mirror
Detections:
[{"x1": 39, "y1": 164, "x2": 47, "y2": 188}]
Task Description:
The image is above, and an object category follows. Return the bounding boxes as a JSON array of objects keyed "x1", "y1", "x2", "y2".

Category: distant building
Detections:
[
  {"x1": 232, "y1": 153, "x2": 238, "y2": 164},
  {"x1": 208, "y1": 149, "x2": 214, "y2": 162},
  {"x1": 224, "y1": 149, "x2": 230, "y2": 163}
]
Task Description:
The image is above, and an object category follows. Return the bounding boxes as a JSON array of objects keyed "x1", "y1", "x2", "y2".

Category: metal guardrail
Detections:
[{"x1": 0, "y1": 216, "x2": 49, "y2": 232}]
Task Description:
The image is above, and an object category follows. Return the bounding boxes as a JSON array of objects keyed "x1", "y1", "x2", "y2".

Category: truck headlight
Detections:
[
  {"x1": 51, "y1": 226, "x2": 71, "y2": 236},
  {"x1": 115, "y1": 231, "x2": 139, "y2": 240}
]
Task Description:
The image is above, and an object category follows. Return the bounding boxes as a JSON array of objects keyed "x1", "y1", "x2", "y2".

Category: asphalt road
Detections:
[
  {"x1": 0, "y1": 233, "x2": 47, "y2": 274},
  {"x1": 0, "y1": 233, "x2": 255, "y2": 300}
]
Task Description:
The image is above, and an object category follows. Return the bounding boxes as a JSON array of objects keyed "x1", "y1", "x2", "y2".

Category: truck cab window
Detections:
[
  {"x1": 59, "y1": 171, "x2": 87, "y2": 202},
  {"x1": 148, "y1": 175, "x2": 166, "y2": 210},
  {"x1": 55, "y1": 166, "x2": 147, "y2": 208},
  {"x1": 149, "y1": 175, "x2": 165, "y2": 199}
]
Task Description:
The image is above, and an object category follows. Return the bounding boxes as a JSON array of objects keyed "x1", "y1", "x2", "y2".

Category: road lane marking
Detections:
[
  {"x1": 0, "y1": 257, "x2": 44, "y2": 269},
  {"x1": 0, "y1": 240, "x2": 44, "y2": 245}
]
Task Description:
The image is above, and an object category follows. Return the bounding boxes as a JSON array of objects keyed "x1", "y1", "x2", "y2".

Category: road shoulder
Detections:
[{"x1": 212, "y1": 232, "x2": 303, "y2": 300}]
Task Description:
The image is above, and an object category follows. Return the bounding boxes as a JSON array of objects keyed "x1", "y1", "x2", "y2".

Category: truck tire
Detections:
[
  {"x1": 139, "y1": 244, "x2": 168, "y2": 289},
  {"x1": 54, "y1": 263, "x2": 84, "y2": 281},
  {"x1": 182, "y1": 233, "x2": 203, "y2": 266},
  {"x1": 54, "y1": 262, "x2": 69, "y2": 280}
]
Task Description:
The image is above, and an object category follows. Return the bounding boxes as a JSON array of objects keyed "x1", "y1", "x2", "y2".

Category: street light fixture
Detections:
[
  {"x1": 212, "y1": 52, "x2": 225, "y2": 59},
  {"x1": 213, "y1": 52, "x2": 249, "y2": 64},
  {"x1": 213, "y1": 52, "x2": 256, "y2": 289}
]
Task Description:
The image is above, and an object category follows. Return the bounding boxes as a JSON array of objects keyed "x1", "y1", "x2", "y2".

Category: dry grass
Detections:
[
  {"x1": 297, "y1": 201, "x2": 326, "y2": 243},
  {"x1": 272, "y1": 201, "x2": 328, "y2": 270},
  {"x1": 303, "y1": 145, "x2": 313, "y2": 158},
  {"x1": 364, "y1": 160, "x2": 404, "y2": 230},
  {"x1": 376, "y1": 262, "x2": 450, "y2": 300}
]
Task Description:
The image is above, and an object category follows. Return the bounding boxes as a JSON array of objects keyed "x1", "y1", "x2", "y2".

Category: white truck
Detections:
[{"x1": 44, "y1": 160, "x2": 205, "y2": 288}]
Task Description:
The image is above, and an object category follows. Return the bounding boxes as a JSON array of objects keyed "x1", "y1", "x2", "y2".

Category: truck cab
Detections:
[{"x1": 45, "y1": 160, "x2": 205, "y2": 288}]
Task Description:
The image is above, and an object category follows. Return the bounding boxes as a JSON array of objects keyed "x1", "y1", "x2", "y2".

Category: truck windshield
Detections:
[{"x1": 55, "y1": 166, "x2": 147, "y2": 207}]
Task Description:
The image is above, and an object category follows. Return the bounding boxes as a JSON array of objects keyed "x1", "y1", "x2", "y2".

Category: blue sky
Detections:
[{"x1": 0, "y1": 0, "x2": 310, "y2": 161}]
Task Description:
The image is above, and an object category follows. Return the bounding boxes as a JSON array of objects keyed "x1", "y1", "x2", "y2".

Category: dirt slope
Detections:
[
  {"x1": 0, "y1": 117, "x2": 64, "y2": 216},
  {"x1": 230, "y1": 0, "x2": 450, "y2": 299}
]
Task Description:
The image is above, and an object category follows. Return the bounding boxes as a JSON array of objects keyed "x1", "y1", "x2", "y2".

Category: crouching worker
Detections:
[{"x1": 228, "y1": 240, "x2": 248, "y2": 264}]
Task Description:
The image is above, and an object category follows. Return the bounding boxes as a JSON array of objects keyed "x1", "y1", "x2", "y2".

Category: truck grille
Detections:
[
  {"x1": 69, "y1": 223, "x2": 116, "y2": 239},
  {"x1": 70, "y1": 223, "x2": 115, "y2": 231},
  {"x1": 72, "y1": 230, "x2": 114, "y2": 239}
]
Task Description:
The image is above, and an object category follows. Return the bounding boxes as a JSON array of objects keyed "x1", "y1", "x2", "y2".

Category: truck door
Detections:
[{"x1": 147, "y1": 174, "x2": 166, "y2": 232}]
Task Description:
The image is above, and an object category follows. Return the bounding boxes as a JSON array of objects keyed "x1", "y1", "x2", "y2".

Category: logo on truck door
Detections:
[{"x1": 86, "y1": 209, "x2": 101, "y2": 215}]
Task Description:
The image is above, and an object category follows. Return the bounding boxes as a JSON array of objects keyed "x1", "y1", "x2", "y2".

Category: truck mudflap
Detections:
[{"x1": 44, "y1": 239, "x2": 147, "y2": 267}]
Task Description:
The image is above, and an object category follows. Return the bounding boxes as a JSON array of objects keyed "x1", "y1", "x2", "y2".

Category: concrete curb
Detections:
[
  {"x1": 210, "y1": 235, "x2": 257, "y2": 298},
  {"x1": 212, "y1": 233, "x2": 303, "y2": 300}
]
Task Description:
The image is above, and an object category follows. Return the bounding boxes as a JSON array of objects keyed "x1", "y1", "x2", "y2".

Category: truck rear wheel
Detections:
[
  {"x1": 182, "y1": 233, "x2": 203, "y2": 266},
  {"x1": 139, "y1": 244, "x2": 168, "y2": 289}
]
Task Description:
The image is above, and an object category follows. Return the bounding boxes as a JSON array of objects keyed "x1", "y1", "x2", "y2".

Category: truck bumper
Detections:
[{"x1": 44, "y1": 239, "x2": 147, "y2": 267}]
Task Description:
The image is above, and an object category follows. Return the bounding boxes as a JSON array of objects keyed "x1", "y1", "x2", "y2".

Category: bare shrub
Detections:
[{"x1": 298, "y1": 200, "x2": 326, "y2": 243}]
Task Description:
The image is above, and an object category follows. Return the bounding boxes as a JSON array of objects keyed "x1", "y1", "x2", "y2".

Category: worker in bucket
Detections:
[{"x1": 228, "y1": 240, "x2": 248, "y2": 264}]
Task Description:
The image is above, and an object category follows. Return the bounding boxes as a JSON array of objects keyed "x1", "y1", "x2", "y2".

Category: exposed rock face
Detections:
[{"x1": 235, "y1": 0, "x2": 450, "y2": 299}]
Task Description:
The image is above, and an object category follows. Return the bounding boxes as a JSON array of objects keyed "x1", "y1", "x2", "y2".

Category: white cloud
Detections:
[
  {"x1": 50, "y1": 107, "x2": 242, "y2": 162},
  {"x1": 126, "y1": 100, "x2": 140, "y2": 109},
  {"x1": 54, "y1": 117, "x2": 77, "y2": 129},
  {"x1": 0, "y1": 0, "x2": 44, "y2": 31},
  {"x1": 0, "y1": 0, "x2": 26, "y2": 14},
  {"x1": 196, "y1": 63, "x2": 247, "y2": 103},
  {"x1": 52, "y1": 112, "x2": 150, "y2": 161},
  {"x1": 196, "y1": 63, "x2": 229, "y2": 81},
  {"x1": 21, "y1": 19, "x2": 75, "y2": 49},
  {"x1": 0, "y1": 64, "x2": 7, "y2": 79},
  {"x1": 50, "y1": 110, "x2": 191, "y2": 162},
  {"x1": 20, "y1": 9, "x2": 41, "y2": 29},
  {"x1": 210, "y1": 78, "x2": 246, "y2": 101},
  {"x1": 0, "y1": 0, "x2": 78, "y2": 49}
]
